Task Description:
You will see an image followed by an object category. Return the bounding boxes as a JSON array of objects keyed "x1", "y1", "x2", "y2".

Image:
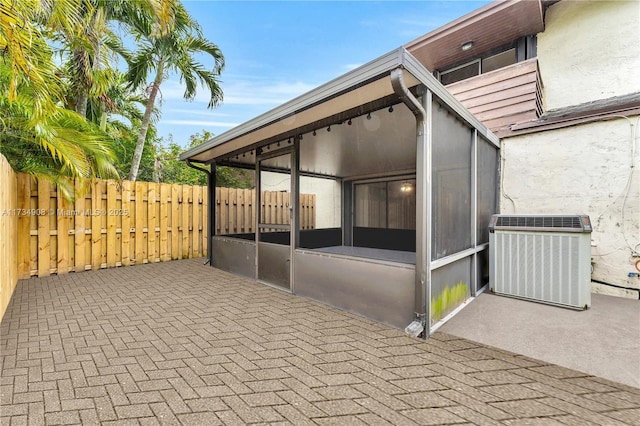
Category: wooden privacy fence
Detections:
[
  {"x1": 12, "y1": 175, "x2": 316, "y2": 278},
  {"x1": 1, "y1": 154, "x2": 18, "y2": 320},
  {"x1": 13, "y1": 176, "x2": 209, "y2": 278},
  {"x1": 216, "y1": 188, "x2": 316, "y2": 235}
]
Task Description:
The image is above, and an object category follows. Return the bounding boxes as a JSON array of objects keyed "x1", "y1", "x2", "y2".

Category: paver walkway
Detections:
[{"x1": 1, "y1": 259, "x2": 639, "y2": 425}]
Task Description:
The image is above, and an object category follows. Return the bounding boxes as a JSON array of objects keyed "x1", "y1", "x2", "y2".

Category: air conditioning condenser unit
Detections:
[{"x1": 489, "y1": 214, "x2": 592, "y2": 310}]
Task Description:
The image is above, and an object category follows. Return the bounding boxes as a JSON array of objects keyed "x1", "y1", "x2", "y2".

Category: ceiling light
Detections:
[
  {"x1": 367, "y1": 113, "x2": 372, "y2": 120},
  {"x1": 461, "y1": 40, "x2": 474, "y2": 51}
]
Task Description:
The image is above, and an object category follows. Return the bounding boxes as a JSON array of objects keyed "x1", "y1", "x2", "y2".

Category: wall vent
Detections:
[{"x1": 489, "y1": 214, "x2": 592, "y2": 310}]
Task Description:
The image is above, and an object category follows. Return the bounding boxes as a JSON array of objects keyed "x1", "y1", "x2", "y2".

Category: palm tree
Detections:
[
  {"x1": 0, "y1": 62, "x2": 119, "y2": 199},
  {"x1": 1, "y1": 0, "x2": 175, "y2": 193},
  {"x1": 63, "y1": 0, "x2": 170, "y2": 118},
  {"x1": 89, "y1": 71, "x2": 162, "y2": 180},
  {"x1": 0, "y1": 0, "x2": 84, "y2": 120},
  {"x1": 1, "y1": 0, "x2": 121, "y2": 198},
  {"x1": 125, "y1": 2, "x2": 224, "y2": 181}
]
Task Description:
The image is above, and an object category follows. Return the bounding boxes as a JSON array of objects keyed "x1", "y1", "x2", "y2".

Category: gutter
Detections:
[
  {"x1": 185, "y1": 160, "x2": 215, "y2": 265},
  {"x1": 390, "y1": 68, "x2": 431, "y2": 338}
]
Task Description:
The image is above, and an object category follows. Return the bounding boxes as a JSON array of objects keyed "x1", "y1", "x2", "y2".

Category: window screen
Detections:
[
  {"x1": 355, "y1": 179, "x2": 416, "y2": 230},
  {"x1": 482, "y1": 48, "x2": 516, "y2": 74},
  {"x1": 440, "y1": 60, "x2": 480, "y2": 85}
]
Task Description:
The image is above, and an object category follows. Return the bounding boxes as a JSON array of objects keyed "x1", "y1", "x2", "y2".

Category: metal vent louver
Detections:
[
  {"x1": 490, "y1": 214, "x2": 591, "y2": 233},
  {"x1": 489, "y1": 214, "x2": 592, "y2": 310}
]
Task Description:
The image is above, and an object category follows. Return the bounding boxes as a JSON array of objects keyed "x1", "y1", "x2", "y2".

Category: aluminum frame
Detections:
[
  {"x1": 211, "y1": 236, "x2": 256, "y2": 279},
  {"x1": 294, "y1": 249, "x2": 415, "y2": 328},
  {"x1": 256, "y1": 146, "x2": 296, "y2": 291},
  {"x1": 186, "y1": 48, "x2": 499, "y2": 336}
]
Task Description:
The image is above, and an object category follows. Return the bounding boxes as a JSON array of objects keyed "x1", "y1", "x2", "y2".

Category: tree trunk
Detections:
[
  {"x1": 152, "y1": 156, "x2": 161, "y2": 183},
  {"x1": 93, "y1": 8, "x2": 107, "y2": 131},
  {"x1": 74, "y1": 48, "x2": 89, "y2": 118},
  {"x1": 128, "y1": 64, "x2": 163, "y2": 182}
]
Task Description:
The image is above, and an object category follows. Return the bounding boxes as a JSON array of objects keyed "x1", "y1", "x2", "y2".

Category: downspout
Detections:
[
  {"x1": 186, "y1": 160, "x2": 215, "y2": 266},
  {"x1": 390, "y1": 67, "x2": 431, "y2": 338}
]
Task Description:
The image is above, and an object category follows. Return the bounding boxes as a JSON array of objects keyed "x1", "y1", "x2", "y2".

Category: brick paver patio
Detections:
[{"x1": 1, "y1": 258, "x2": 639, "y2": 425}]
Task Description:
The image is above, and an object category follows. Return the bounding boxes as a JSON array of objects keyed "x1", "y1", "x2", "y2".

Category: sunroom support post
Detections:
[
  {"x1": 391, "y1": 68, "x2": 430, "y2": 338},
  {"x1": 421, "y1": 89, "x2": 433, "y2": 337},
  {"x1": 209, "y1": 161, "x2": 216, "y2": 264},
  {"x1": 290, "y1": 137, "x2": 300, "y2": 293},
  {"x1": 185, "y1": 159, "x2": 215, "y2": 265}
]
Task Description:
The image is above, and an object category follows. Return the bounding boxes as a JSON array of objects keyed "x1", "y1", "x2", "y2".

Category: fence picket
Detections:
[
  {"x1": 56, "y1": 184, "x2": 69, "y2": 274},
  {"x1": 74, "y1": 180, "x2": 86, "y2": 272},
  {"x1": 90, "y1": 180, "x2": 102, "y2": 270},
  {"x1": 37, "y1": 180, "x2": 50, "y2": 277},
  {"x1": 135, "y1": 181, "x2": 146, "y2": 265},
  {"x1": 202, "y1": 186, "x2": 208, "y2": 256},
  {"x1": 17, "y1": 174, "x2": 31, "y2": 278},
  {"x1": 159, "y1": 184, "x2": 169, "y2": 261},
  {"x1": 171, "y1": 184, "x2": 179, "y2": 259},
  {"x1": 219, "y1": 187, "x2": 228, "y2": 234},
  {"x1": 121, "y1": 181, "x2": 132, "y2": 266},
  {"x1": 106, "y1": 180, "x2": 117, "y2": 268},
  {"x1": 182, "y1": 185, "x2": 191, "y2": 258},
  {"x1": 147, "y1": 182, "x2": 158, "y2": 263}
]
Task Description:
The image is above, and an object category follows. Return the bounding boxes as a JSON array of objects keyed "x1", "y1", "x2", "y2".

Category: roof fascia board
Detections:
[{"x1": 180, "y1": 48, "x2": 409, "y2": 161}]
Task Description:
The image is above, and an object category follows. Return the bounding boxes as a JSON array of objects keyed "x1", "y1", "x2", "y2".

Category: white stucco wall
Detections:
[
  {"x1": 261, "y1": 172, "x2": 341, "y2": 228},
  {"x1": 501, "y1": 118, "x2": 640, "y2": 291},
  {"x1": 538, "y1": 0, "x2": 640, "y2": 110}
]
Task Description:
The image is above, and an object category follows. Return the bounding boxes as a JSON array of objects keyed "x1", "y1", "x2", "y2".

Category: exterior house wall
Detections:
[
  {"x1": 537, "y1": 0, "x2": 640, "y2": 110},
  {"x1": 501, "y1": 119, "x2": 640, "y2": 293},
  {"x1": 501, "y1": 0, "x2": 640, "y2": 294}
]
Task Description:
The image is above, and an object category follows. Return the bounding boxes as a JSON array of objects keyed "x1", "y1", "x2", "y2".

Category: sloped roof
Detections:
[
  {"x1": 405, "y1": 0, "x2": 544, "y2": 71},
  {"x1": 180, "y1": 48, "x2": 498, "y2": 165}
]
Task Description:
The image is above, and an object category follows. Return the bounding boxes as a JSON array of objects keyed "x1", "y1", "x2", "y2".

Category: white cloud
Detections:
[
  {"x1": 222, "y1": 80, "x2": 317, "y2": 105},
  {"x1": 343, "y1": 63, "x2": 363, "y2": 71},
  {"x1": 166, "y1": 108, "x2": 233, "y2": 117},
  {"x1": 160, "y1": 77, "x2": 317, "y2": 107},
  {"x1": 163, "y1": 120, "x2": 240, "y2": 128}
]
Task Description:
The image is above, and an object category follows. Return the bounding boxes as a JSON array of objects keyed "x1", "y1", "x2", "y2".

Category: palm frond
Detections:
[{"x1": 126, "y1": 45, "x2": 155, "y2": 89}]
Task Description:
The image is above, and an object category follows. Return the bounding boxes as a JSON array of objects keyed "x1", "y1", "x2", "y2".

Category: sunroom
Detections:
[{"x1": 180, "y1": 48, "x2": 499, "y2": 336}]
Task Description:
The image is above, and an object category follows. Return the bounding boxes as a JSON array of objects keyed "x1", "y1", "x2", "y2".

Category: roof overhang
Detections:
[
  {"x1": 180, "y1": 48, "x2": 498, "y2": 164},
  {"x1": 405, "y1": 0, "x2": 545, "y2": 71},
  {"x1": 507, "y1": 92, "x2": 640, "y2": 136}
]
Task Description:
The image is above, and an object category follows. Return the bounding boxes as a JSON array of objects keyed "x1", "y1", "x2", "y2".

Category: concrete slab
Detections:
[{"x1": 439, "y1": 291, "x2": 640, "y2": 388}]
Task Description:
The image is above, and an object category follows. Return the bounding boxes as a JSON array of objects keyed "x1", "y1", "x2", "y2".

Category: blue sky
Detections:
[{"x1": 158, "y1": 1, "x2": 490, "y2": 147}]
